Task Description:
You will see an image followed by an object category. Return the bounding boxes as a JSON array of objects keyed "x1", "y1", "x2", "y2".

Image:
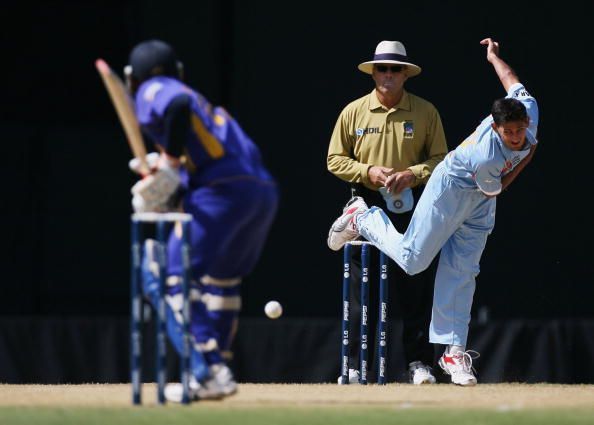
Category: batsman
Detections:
[{"x1": 123, "y1": 40, "x2": 279, "y2": 401}]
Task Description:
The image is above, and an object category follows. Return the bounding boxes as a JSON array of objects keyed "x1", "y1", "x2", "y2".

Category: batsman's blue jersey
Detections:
[
  {"x1": 135, "y1": 76, "x2": 275, "y2": 187},
  {"x1": 133, "y1": 76, "x2": 277, "y2": 278},
  {"x1": 444, "y1": 83, "x2": 539, "y2": 195}
]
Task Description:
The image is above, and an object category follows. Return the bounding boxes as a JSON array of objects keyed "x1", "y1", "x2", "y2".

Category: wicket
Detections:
[
  {"x1": 340, "y1": 241, "x2": 389, "y2": 385},
  {"x1": 130, "y1": 212, "x2": 193, "y2": 405}
]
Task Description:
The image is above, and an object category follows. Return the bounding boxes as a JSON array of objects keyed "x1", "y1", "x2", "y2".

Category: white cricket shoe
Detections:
[
  {"x1": 165, "y1": 364, "x2": 238, "y2": 402},
  {"x1": 438, "y1": 350, "x2": 480, "y2": 386},
  {"x1": 164, "y1": 375, "x2": 200, "y2": 403},
  {"x1": 198, "y1": 364, "x2": 238, "y2": 399},
  {"x1": 327, "y1": 197, "x2": 369, "y2": 251},
  {"x1": 409, "y1": 361, "x2": 436, "y2": 385},
  {"x1": 337, "y1": 368, "x2": 360, "y2": 384}
]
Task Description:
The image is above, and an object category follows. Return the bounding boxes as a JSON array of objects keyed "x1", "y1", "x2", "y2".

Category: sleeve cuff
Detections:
[
  {"x1": 359, "y1": 163, "x2": 371, "y2": 185},
  {"x1": 507, "y1": 82, "x2": 524, "y2": 96},
  {"x1": 407, "y1": 166, "x2": 426, "y2": 186},
  {"x1": 476, "y1": 180, "x2": 501, "y2": 196}
]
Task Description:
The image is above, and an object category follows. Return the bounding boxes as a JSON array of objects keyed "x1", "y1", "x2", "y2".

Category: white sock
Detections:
[{"x1": 447, "y1": 345, "x2": 465, "y2": 355}]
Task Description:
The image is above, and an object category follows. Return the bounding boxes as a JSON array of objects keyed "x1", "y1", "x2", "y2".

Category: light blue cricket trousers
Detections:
[{"x1": 357, "y1": 161, "x2": 496, "y2": 346}]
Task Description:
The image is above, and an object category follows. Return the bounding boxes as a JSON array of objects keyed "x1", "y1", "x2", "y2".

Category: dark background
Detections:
[{"x1": 3, "y1": 1, "x2": 593, "y2": 323}]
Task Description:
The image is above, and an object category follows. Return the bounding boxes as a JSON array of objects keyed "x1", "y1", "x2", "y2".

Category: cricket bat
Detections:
[{"x1": 95, "y1": 58, "x2": 150, "y2": 175}]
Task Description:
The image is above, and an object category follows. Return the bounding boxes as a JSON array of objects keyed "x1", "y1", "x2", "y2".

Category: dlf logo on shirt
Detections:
[{"x1": 356, "y1": 127, "x2": 381, "y2": 136}]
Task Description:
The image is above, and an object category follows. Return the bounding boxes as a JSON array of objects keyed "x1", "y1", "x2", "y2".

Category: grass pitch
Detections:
[{"x1": 1, "y1": 383, "x2": 593, "y2": 425}]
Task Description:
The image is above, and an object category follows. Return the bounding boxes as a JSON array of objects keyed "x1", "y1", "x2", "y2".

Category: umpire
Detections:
[{"x1": 327, "y1": 40, "x2": 447, "y2": 384}]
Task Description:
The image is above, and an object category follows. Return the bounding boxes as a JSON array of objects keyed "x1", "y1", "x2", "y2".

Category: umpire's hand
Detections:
[
  {"x1": 368, "y1": 166, "x2": 394, "y2": 186},
  {"x1": 385, "y1": 170, "x2": 415, "y2": 194}
]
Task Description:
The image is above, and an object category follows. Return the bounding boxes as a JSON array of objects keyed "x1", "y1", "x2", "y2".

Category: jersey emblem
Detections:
[
  {"x1": 143, "y1": 82, "x2": 163, "y2": 102},
  {"x1": 403, "y1": 121, "x2": 414, "y2": 139}
]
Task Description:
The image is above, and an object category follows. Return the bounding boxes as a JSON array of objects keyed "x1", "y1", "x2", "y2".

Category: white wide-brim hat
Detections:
[{"x1": 358, "y1": 40, "x2": 421, "y2": 77}]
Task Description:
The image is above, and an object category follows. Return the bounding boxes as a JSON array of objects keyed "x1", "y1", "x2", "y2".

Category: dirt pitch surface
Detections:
[{"x1": 1, "y1": 383, "x2": 593, "y2": 410}]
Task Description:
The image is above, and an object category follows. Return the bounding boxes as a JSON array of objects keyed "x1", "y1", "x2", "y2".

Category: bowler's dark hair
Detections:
[{"x1": 491, "y1": 98, "x2": 527, "y2": 125}]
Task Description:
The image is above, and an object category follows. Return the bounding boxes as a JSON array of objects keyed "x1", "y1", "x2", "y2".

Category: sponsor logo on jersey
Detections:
[
  {"x1": 512, "y1": 89, "x2": 531, "y2": 99},
  {"x1": 356, "y1": 127, "x2": 382, "y2": 136},
  {"x1": 501, "y1": 156, "x2": 521, "y2": 174}
]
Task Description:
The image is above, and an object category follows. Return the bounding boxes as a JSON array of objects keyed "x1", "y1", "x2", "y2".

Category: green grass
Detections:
[{"x1": 1, "y1": 407, "x2": 593, "y2": 425}]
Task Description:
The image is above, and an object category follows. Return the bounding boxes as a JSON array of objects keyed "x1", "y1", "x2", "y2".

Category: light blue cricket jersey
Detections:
[{"x1": 444, "y1": 83, "x2": 539, "y2": 195}]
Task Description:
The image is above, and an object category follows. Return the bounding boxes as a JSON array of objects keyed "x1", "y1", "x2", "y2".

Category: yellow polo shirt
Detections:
[{"x1": 327, "y1": 89, "x2": 448, "y2": 190}]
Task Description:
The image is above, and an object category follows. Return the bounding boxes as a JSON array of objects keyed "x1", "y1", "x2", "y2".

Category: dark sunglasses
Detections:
[{"x1": 375, "y1": 65, "x2": 404, "y2": 73}]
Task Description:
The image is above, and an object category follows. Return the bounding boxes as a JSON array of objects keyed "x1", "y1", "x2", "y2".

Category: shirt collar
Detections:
[{"x1": 369, "y1": 89, "x2": 411, "y2": 112}]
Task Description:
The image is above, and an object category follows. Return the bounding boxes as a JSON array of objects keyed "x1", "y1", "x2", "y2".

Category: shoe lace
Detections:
[{"x1": 452, "y1": 350, "x2": 480, "y2": 374}]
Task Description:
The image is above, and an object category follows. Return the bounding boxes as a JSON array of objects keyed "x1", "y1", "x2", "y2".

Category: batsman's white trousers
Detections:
[{"x1": 357, "y1": 162, "x2": 496, "y2": 346}]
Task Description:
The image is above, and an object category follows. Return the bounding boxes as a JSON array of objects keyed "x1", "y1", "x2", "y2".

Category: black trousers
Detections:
[{"x1": 347, "y1": 184, "x2": 438, "y2": 382}]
